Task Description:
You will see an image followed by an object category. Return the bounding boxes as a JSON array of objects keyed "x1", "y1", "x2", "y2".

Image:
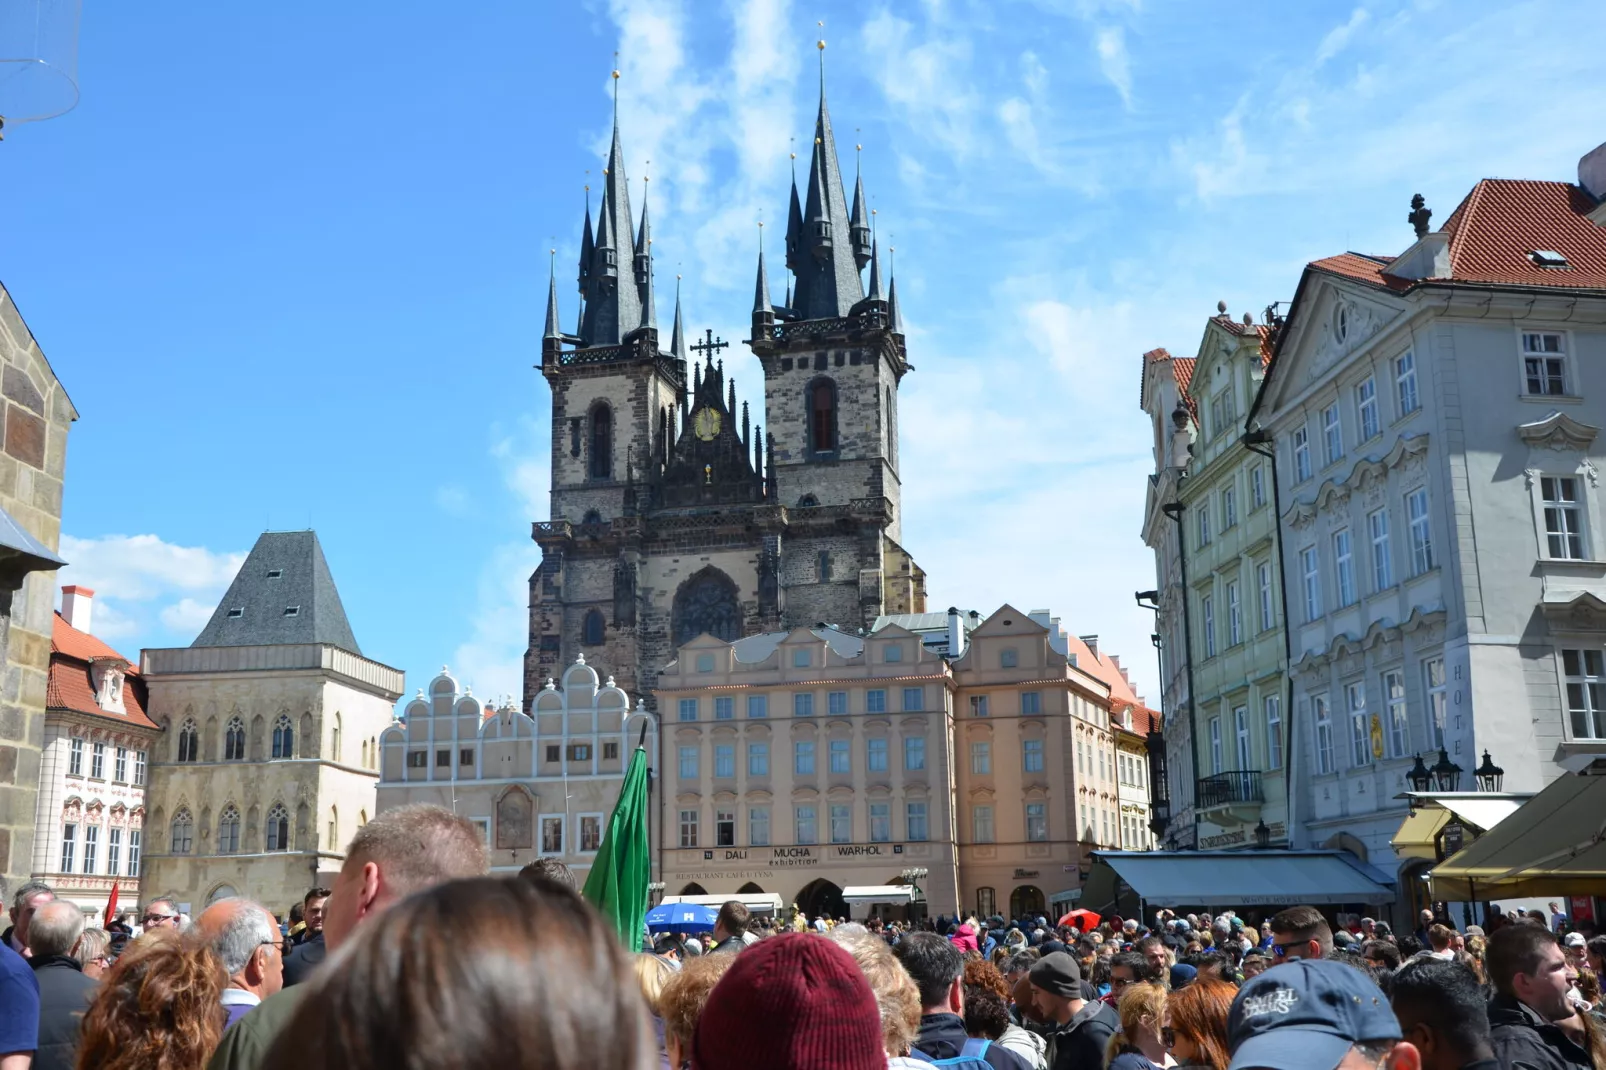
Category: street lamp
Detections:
[
  {"x1": 1474, "y1": 751, "x2": 1504, "y2": 793},
  {"x1": 1254, "y1": 819, "x2": 1271, "y2": 849},
  {"x1": 1407, "y1": 754, "x2": 1433, "y2": 793},
  {"x1": 0, "y1": 0, "x2": 80, "y2": 136},
  {"x1": 1430, "y1": 749, "x2": 1463, "y2": 792}
]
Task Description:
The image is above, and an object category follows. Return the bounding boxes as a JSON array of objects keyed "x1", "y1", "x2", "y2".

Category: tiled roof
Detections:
[
  {"x1": 192, "y1": 530, "x2": 362, "y2": 654},
  {"x1": 1308, "y1": 252, "x2": 1406, "y2": 291},
  {"x1": 1172, "y1": 357, "x2": 1197, "y2": 417},
  {"x1": 1438, "y1": 179, "x2": 1606, "y2": 290},
  {"x1": 48, "y1": 613, "x2": 159, "y2": 731}
]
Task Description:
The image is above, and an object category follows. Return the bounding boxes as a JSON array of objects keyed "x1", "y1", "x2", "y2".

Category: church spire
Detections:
[
  {"x1": 866, "y1": 239, "x2": 883, "y2": 302},
  {"x1": 580, "y1": 69, "x2": 641, "y2": 346},
  {"x1": 790, "y1": 39, "x2": 864, "y2": 322},
  {"x1": 751, "y1": 229, "x2": 775, "y2": 342},
  {"x1": 578, "y1": 185, "x2": 594, "y2": 294},
  {"x1": 849, "y1": 148, "x2": 872, "y2": 271},
  {"x1": 670, "y1": 276, "x2": 687, "y2": 360},
  {"x1": 635, "y1": 176, "x2": 655, "y2": 332},
  {"x1": 887, "y1": 272, "x2": 903, "y2": 335},
  {"x1": 544, "y1": 252, "x2": 562, "y2": 340},
  {"x1": 785, "y1": 151, "x2": 804, "y2": 274}
]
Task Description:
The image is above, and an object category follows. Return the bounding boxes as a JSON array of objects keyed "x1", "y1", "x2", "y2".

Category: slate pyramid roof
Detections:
[{"x1": 192, "y1": 531, "x2": 362, "y2": 655}]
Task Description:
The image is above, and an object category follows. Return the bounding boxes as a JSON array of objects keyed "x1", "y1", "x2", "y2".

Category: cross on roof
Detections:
[{"x1": 690, "y1": 329, "x2": 729, "y2": 363}]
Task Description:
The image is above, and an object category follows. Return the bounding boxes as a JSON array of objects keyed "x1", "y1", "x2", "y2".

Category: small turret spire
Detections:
[
  {"x1": 578, "y1": 183, "x2": 594, "y2": 294},
  {"x1": 888, "y1": 271, "x2": 903, "y2": 335},
  {"x1": 670, "y1": 275, "x2": 687, "y2": 360},
  {"x1": 849, "y1": 144, "x2": 872, "y2": 271},
  {"x1": 866, "y1": 238, "x2": 883, "y2": 301},
  {"x1": 785, "y1": 149, "x2": 804, "y2": 274},
  {"x1": 544, "y1": 250, "x2": 562, "y2": 340},
  {"x1": 753, "y1": 231, "x2": 773, "y2": 315}
]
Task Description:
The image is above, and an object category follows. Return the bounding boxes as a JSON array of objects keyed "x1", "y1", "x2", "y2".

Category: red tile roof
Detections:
[
  {"x1": 1438, "y1": 179, "x2": 1606, "y2": 290},
  {"x1": 1172, "y1": 357, "x2": 1198, "y2": 417},
  {"x1": 47, "y1": 613, "x2": 159, "y2": 731},
  {"x1": 1308, "y1": 252, "x2": 1405, "y2": 291}
]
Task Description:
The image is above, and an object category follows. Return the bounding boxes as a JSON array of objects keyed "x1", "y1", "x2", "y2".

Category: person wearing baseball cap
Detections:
[{"x1": 1227, "y1": 959, "x2": 1409, "y2": 1070}]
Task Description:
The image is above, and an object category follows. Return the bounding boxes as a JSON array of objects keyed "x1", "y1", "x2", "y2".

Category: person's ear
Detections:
[
  {"x1": 949, "y1": 975, "x2": 965, "y2": 1013},
  {"x1": 1386, "y1": 1041, "x2": 1422, "y2": 1070}
]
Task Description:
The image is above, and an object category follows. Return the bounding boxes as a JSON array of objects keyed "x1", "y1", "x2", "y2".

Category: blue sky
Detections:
[{"x1": 10, "y1": 0, "x2": 1601, "y2": 708}]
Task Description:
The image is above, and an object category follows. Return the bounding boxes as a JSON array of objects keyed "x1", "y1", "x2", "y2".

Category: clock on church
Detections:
[{"x1": 693, "y1": 406, "x2": 722, "y2": 441}]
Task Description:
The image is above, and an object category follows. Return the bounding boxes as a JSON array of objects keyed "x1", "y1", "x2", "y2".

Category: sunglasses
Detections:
[
  {"x1": 141, "y1": 914, "x2": 176, "y2": 925},
  {"x1": 1270, "y1": 942, "x2": 1308, "y2": 960}
]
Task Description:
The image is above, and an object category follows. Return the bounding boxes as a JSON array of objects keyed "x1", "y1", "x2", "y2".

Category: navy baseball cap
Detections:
[{"x1": 1228, "y1": 959, "x2": 1401, "y2": 1070}]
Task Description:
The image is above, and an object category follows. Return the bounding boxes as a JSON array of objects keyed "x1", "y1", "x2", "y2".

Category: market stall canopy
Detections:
[
  {"x1": 1080, "y1": 850, "x2": 1395, "y2": 912},
  {"x1": 646, "y1": 902, "x2": 718, "y2": 932},
  {"x1": 1390, "y1": 793, "x2": 1530, "y2": 861},
  {"x1": 1431, "y1": 772, "x2": 1606, "y2": 900},
  {"x1": 842, "y1": 885, "x2": 919, "y2": 904},
  {"x1": 659, "y1": 892, "x2": 784, "y2": 914}
]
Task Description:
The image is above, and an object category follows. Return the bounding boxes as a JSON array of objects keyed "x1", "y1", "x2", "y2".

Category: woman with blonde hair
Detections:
[
  {"x1": 75, "y1": 928, "x2": 227, "y2": 1070},
  {"x1": 658, "y1": 953, "x2": 737, "y2": 1070},
  {"x1": 74, "y1": 927, "x2": 113, "y2": 980},
  {"x1": 829, "y1": 929, "x2": 926, "y2": 1066},
  {"x1": 1107, "y1": 982, "x2": 1170, "y2": 1070},
  {"x1": 633, "y1": 953, "x2": 679, "y2": 1070}
]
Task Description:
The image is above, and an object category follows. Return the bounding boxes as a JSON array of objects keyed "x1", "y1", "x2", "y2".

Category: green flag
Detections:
[{"x1": 582, "y1": 738, "x2": 651, "y2": 952}]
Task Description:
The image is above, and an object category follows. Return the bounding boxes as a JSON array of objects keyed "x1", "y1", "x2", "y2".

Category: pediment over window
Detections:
[
  {"x1": 1518, "y1": 411, "x2": 1601, "y2": 452},
  {"x1": 1540, "y1": 590, "x2": 1606, "y2": 628}
]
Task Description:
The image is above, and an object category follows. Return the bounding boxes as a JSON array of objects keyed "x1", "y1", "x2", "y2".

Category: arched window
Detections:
[
  {"x1": 171, "y1": 809, "x2": 194, "y2": 855},
  {"x1": 328, "y1": 806, "x2": 338, "y2": 851},
  {"x1": 265, "y1": 804, "x2": 289, "y2": 851},
  {"x1": 672, "y1": 568, "x2": 742, "y2": 647},
  {"x1": 271, "y1": 715, "x2": 294, "y2": 759},
  {"x1": 224, "y1": 717, "x2": 246, "y2": 761},
  {"x1": 332, "y1": 713, "x2": 342, "y2": 763},
  {"x1": 582, "y1": 609, "x2": 606, "y2": 647},
  {"x1": 806, "y1": 378, "x2": 837, "y2": 456},
  {"x1": 177, "y1": 720, "x2": 199, "y2": 763},
  {"x1": 495, "y1": 788, "x2": 533, "y2": 850},
  {"x1": 797, "y1": 494, "x2": 819, "y2": 508},
  {"x1": 218, "y1": 805, "x2": 241, "y2": 854},
  {"x1": 589, "y1": 403, "x2": 613, "y2": 480},
  {"x1": 582, "y1": 509, "x2": 603, "y2": 525}
]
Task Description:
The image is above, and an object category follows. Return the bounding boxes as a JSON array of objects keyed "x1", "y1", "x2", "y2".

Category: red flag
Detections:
[{"x1": 105, "y1": 881, "x2": 119, "y2": 924}]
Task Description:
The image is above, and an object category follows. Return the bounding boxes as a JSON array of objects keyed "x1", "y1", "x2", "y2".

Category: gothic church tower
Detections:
[{"x1": 525, "y1": 59, "x2": 924, "y2": 713}]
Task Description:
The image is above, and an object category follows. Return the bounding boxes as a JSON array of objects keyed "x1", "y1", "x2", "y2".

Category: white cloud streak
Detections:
[{"x1": 57, "y1": 534, "x2": 247, "y2": 645}]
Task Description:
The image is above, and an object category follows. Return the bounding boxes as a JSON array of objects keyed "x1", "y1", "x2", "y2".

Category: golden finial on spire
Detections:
[{"x1": 790, "y1": 152, "x2": 797, "y2": 160}]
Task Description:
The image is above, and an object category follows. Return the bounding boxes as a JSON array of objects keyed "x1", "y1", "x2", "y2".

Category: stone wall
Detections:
[{"x1": 0, "y1": 285, "x2": 75, "y2": 887}]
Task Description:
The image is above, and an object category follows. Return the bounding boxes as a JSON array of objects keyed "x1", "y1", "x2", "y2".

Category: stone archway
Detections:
[
  {"x1": 796, "y1": 878, "x2": 848, "y2": 921},
  {"x1": 737, "y1": 882, "x2": 765, "y2": 894},
  {"x1": 679, "y1": 882, "x2": 708, "y2": 896}
]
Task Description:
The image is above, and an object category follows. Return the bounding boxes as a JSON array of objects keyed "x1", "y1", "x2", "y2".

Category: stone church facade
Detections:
[{"x1": 524, "y1": 75, "x2": 925, "y2": 710}]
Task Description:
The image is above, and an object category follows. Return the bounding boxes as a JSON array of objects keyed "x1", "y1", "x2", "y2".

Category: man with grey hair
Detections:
[
  {"x1": 29, "y1": 899, "x2": 97, "y2": 1070},
  {"x1": 139, "y1": 896, "x2": 181, "y2": 934},
  {"x1": 196, "y1": 899, "x2": 283, "y2": 1029},
  {"x1": 4, "y1": 880, "x2": 55, "y2": 957},
  {"x1": 208, "y1": 803, "x2": 488, "y2": 1070}
]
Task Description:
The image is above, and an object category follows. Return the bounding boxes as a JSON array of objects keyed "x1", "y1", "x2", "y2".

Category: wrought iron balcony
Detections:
[{"x1": 1196, "y1": 770, "x2": 1264, "y2": 809}]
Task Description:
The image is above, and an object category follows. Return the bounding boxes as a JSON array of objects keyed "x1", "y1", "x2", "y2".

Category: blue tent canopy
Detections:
[{"x1": 645, "y1": 901, "x2": 719, "y2": 933}]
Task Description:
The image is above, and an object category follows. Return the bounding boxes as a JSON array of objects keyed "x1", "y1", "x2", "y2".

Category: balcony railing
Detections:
[{"x1": 1197, "y1": 770, "x2": 1263, "y2": 808}]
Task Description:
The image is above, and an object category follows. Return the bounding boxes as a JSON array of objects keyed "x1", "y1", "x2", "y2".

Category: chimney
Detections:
[
  {"x1": 946, "y1": 606, "x2": 964, "y2": 660},
  {"x1": 1079, "y1": 634, "x2": 1099, "y2": 659},
  {"x1": 61, "y1": 586, "x2": 95, "y2": 634},
  {"x1": 1580, "y1": 142, "x2": 1606, "y2": 204}
]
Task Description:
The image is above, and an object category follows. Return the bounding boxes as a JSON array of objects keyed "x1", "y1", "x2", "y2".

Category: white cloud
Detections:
[
  {"x1": 56, "y1": 534, "x2": 246, "y2": 647},
  {"x1": 1094, "y1": 26, "x2": 1133, "y2": 108},
  {"x1": 1314, "y1": 7, "x2": 1370, "y2": 65}
]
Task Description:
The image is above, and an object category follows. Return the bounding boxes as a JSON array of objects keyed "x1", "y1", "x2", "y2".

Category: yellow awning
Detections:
[
  {"x1": 1390, "y1": 808, "x2": 1449, "y2": 860},
  {"x1": 1432, "y1": 774, "x2": 1606, "y2": 900}
]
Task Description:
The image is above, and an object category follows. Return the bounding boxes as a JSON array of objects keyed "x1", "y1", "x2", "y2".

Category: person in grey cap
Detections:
[
  {"x1": 1029, "y1": 951, "x2": 1118, "y2": 1070},
  {"x1": 1226, "y1": 959, "x2": 1408, "y2": 1070}
]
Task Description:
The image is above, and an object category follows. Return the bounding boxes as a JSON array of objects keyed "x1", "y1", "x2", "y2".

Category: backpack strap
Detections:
[{"x1": 960, "y1": 1037, "x2": 991, "y2": 1059}]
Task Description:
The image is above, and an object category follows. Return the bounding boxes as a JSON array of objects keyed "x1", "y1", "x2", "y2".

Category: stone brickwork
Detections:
[{"x1": 0, "y1": 285, "x2": 76, "y2": 888}]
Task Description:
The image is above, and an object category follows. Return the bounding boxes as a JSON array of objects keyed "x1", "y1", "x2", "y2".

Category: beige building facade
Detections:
[
  {"x1": 0, "y1": 283, "x2": 77, "y2": 889},
  {"x1": 140, "y1": 532, "x2": 403, "y2": 916},
  {"x1": 379, "y1": 658, "x2": 654, "y2": 877},
  {"x1": 654, "y1": 626, "x2": 958, "y2": 919}
]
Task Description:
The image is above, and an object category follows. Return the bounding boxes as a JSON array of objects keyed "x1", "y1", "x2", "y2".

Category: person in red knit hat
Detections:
[{"x1": 691, "y1": 933, "x2": 887, "y2": 1070}]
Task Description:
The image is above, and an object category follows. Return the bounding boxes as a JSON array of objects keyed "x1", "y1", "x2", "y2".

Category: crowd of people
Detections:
[{"x1": 3, "y1": 815, "x2": 1604, "y2": 1070}]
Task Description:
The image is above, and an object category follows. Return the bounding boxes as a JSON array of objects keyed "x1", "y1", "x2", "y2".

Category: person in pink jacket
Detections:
[{"x1": 951, "y1": 922, "x2": 980, "y2": 954}]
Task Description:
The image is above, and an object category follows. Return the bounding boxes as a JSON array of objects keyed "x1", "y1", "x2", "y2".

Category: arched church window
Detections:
[
  {"x1": 218, "y1": 805, "x2": 241, "y2": 854},
  {"x1": 224, "y1": 718, "x2": 246, "y2": 761},
  {"x1": 590, "y1": 403, "x2": 613, "y2": 480},
  {"x1": 170, "y1": 809, "x2": 194, "y2": 855},
  {"x1": 271, "y1": 715, "x2": 294, "y2": 759},
  {"x1": 582, "y1": 509, "x2": 603, "y2": 525},
  {"x1": 797, "y1": 494, "x2": 819, "y2": 508},
  {"x1": 582, "y1": 609, "x2": 606, "y2": 647},
  {"x1": 265, "y1": 804, "x2": 290, "y2": 851},
  {"x1": 807, "y1": 378, "x2": 837, "y2": 456},
  {"x1": 177, "y1": 720, "x2": 199, "y2": 763},
  {"x1": 673, "y1": 568, "x2": 741, "y2": 647}
]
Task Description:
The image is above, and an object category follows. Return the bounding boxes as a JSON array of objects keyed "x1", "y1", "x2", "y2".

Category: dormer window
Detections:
[
  {"x1": 266, "y1": 569, "x2": 283, "y2": 579},
  {"x1": 284, "y1": 606, "x2": 300, "y2": 617},
  {"x1": 227, "y1": 607, "x2": 243, "y2": 618},
  {"x1": 89, "y1": 657, "x2": 129, "y2": 715},
  {"x1": 1529, "y1": 249, "x2": 1569, "y2": 269},
  {"x1": 815, "y1": 221, "x2": 832, "y2": 241}
]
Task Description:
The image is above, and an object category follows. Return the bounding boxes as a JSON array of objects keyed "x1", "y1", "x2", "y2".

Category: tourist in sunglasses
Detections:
[
  {"x1": 1267, "y1": 907, "x2": 1333, "y2": 966},
  {"x1": 1162, "y1": 980, "x2": 1236, "y2": 1070}
]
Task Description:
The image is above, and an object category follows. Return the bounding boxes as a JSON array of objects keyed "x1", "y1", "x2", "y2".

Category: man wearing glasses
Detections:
[
  {"x1": 140, "y1": 898, "x2": 181, "y2": 933},
  {"x1": 1266, "y1": 906, "x2": 1334, "y2": 966},
  {"x1": 196, "y1": 899, "x2": 284, "y2": 1029}
]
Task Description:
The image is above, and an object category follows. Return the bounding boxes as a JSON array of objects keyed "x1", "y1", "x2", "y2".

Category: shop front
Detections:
[{"x1": 661, "y1": 839, "x2": 959, "y2": 921}]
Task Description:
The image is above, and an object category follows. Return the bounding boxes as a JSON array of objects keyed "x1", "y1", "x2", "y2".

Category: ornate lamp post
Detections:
[
  {"x1": 1254, "y1": 818, "x2": 1271, "y2": 850},
  {"x1": 1474, "y1": 751, "x2": 1505, "y2": 793},
  {"x1": 0, "y1": 0, "x2": 81, "y2": 138},
  {"x1": 1430, "y1": 749, "x2": 1463, "y2": 792},
  {"x1": 1407, "y1": 754, "x2": 1433, "y2": 794}
]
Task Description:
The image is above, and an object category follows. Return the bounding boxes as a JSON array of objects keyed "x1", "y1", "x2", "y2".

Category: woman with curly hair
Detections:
[
  {"x1": 75, "y1": 928, "x2": 226, "y2": 1070},
  {"x1": 1161, "y1": 979, "x2": 1236, "y2": 1070},
  {"x1": 964, "y1": 958, "x2": 1047, "y2": 1069}
]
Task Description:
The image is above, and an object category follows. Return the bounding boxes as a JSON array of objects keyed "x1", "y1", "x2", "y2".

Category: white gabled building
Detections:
[{"x1": 1248, "y1": 147, "x2": 1606, "y2": 919}]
